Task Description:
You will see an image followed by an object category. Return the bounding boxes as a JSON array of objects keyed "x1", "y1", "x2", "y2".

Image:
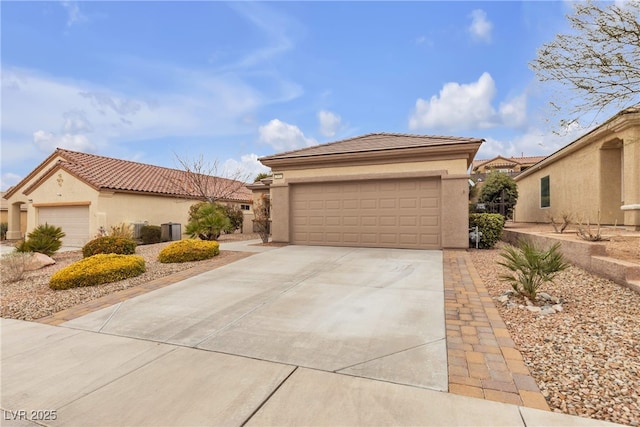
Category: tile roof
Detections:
[
  {"x1": 13, "y1": 149, "x2": 252, "y2": 202},
  {"x1": 259, "y1": 132, "x2": 484, "y2": 161},
  {"x1": 472, "y1": 155, "x2": 547, "y2": 170}
]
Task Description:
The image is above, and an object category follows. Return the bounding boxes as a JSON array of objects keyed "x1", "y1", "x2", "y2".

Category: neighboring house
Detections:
[
  {"x1": 514, "y1": 105, "x2": 640, "y2": 230},
  {"x1": 3, "y1": 148, "x2": 253, "y2": 246},
  {"x1": 469, "y1": 155, "x2": 546, "y2": 203},
  {"x1": 472, "y1": 155, "x2": 547, "y2": 176},
  {"x1": 0, "y1": 192, "x2": 27, "y2": 237},
  {"x1": 257, "y1": 132, "x2": 483, "y2": 250}
]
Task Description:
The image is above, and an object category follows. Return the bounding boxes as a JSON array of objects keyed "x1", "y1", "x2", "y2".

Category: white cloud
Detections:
[
  {"x1": 222, "y1": 153, "x2": 270, "y2": 181},
  {"x1": 499, "y1": 94, "x2": 528, "y2": 128},
  {"x1": 1, "y1": 172, "x2": 22, "y2": 192},
  {"x1": 258, "y1": 119, "x2": 316, "y2": 152},
  {"x1": 468, "y1": 9, "x2": 492, "y2": 43},
  {"x1": 60, "y1": 1, "x2": 87, "y2": 27},
  {"x1": 32, "y1": 130, "x2": 96, "y2": 153},
  {"x1": 0, "y1": 66, "x2": 269, "y2": 153},
  {"x1": 409, "y1": 72, "x2": 497, "y2": 131},
  {"x1": 318, "y1": 110, "x2": 342, "y2": 137},
  {"x1": 409, "y1": 72, "x2": 527, "y2": 132}
]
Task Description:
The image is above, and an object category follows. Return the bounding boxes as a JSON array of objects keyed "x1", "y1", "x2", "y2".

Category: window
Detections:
[
  {"x1": 240, "y1": 204, "x2": 251, "y2": 211},
  {"x1": 540, "y1": 176, "x2": 550, "y2": 208}
]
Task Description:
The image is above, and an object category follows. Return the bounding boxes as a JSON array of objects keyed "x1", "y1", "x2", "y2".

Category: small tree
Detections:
[
  {"x1": 479, "y1": 172, "x2": 518, "y2": 219},
  {"x1": 222, "y1": 204, "x2": 244, "y2": 234},
  {"x1": 530, "y1": 0, "x2": 640, "y2": 128},
  {"x1": 254, "y1": 172, "x2": 272, "y2": 183},
  {"x1": 185, "y1": 202, "x2": 231, "y2": 241},
  {"x1": 498, "y1": 241, "x2": 569, "y2": 300},
  {"x1": 253, "y1": 195, "x2": 270, "y2": 244},
  {"x1": 169, "y1": 153, "x2": 251, "y2": 204}
]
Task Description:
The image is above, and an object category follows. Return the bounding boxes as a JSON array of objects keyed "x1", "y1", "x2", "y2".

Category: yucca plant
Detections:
[{"x1": 498, "y1": 240, "x2": 569, "y2": 300}]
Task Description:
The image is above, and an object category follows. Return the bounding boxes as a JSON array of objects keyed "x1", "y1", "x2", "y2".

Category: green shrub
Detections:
[
  {"x1": 140, "y1": 225, "x2": 162, "y2": 244},
  {"x1": 158, "y1": 239, "x2": 220, "y2": 263},
  {"x1": 82, "y1": 236, "x2": 136, "y2": 258},
  {"x1": 49, "y1": 254, "x2": 145, "y2": 290},
  {"x1": 469, "y1": 213, "x2": 504, "y2": 249},
  {"x1": 16, "y1": 223, "x2": 65, "y2": 256},
  {"x1": 0, "y1": 222, "x2": 7, "y2": 240},
  {"x1": 498, "y1": 240, "x2": 569, "y2": 300},
  {"x1": 186, "y1": 202, "x2": 230, "y2": 240}
]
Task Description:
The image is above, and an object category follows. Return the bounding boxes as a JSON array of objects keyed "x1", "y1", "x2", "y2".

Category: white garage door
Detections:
[
  {"x1": 38, "y1": 206, "x2": 90, "y2": 247},
  {"x1": 291, "y1": 178, "x2": 441, "y2": 249}
]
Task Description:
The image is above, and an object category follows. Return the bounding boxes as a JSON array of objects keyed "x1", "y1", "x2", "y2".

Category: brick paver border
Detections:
[{"x1": 443, "y1": 250, "x2": 550, "y2": 410}]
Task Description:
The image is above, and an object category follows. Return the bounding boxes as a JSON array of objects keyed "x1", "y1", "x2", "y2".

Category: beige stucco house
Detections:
[
  {"x1": 514, "y1": 105, "x2": 640, "y2": 230},
  {"x1": 257, "y1": 133, "x2": 483, "y2": 250},
  {"x1": 472, "y1": 155, "x2": 547, "y2": 176},
  {"x1": 3, "y1": 148, "x2": 253, "y2": 246}
]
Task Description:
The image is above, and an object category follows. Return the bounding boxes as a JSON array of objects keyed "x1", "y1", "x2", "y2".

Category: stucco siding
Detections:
[
  {"x1": 276, "y1": 159, "x2": 469, "y2": 182},
  {"x1": 514, "y1": 143, "x2": 602, "y2": 224},
  {"x1": 515, "y1": 110, "x2": 640, "y2": 228}
]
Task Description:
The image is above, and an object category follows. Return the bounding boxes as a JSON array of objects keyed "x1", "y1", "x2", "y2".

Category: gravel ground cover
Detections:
[
  {"x1": 470, "y1": 245, "x2": 640, "y2": 426},
  {"x1": 1, "y1": 233, "x2": 260, "y2": 321}
]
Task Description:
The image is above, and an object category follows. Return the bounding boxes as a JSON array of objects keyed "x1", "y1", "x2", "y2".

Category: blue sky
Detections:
[{"x1": 0, "y1": 1, "x2": 603, "y2": 190}]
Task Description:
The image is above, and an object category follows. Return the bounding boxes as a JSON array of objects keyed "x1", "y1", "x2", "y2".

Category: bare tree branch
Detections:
[
  {"x1": 165, "y1": 153, "x2": 252, "y2": 204},
  {"x1": 530, "y1": 0, "x2": 640, "y2": 127}
]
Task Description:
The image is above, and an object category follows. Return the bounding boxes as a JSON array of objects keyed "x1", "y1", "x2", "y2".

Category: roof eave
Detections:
[{"x1": 261, "y1": 142, "x2": 483, "y2": 169}]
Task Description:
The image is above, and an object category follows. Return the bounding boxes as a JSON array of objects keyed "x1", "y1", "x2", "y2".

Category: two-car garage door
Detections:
[
  {"x1": 290, "y1": 178, "x2": 441, "y2": 250},
  {"x1": 38, "y1": 205, "x2": 90, "y2": 247}
]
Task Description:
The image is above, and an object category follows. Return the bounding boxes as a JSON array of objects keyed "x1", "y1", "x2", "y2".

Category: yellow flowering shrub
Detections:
[
  {"x1": 157, "y1": 239, "x2": 220, "y2": 263},
  {"x1": 49, "y1": 254, "x2": 145, "y2": 290}
]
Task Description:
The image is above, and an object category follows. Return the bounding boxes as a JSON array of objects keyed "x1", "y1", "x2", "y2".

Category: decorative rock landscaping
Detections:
[{"x1": 472, "y1": 245, "x2": 640, "y2": 426}]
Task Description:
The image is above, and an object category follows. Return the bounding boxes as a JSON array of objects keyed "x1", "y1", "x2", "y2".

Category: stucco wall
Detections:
[
  {"x1": 515, "y1": 120, "x2": 639, "y2": 228},
  {"x1": 277, "y1": 158, "x2": 469, "y2": 182}
]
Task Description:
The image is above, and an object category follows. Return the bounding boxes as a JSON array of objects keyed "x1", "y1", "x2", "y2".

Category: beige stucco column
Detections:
[
  {"x1": 622, "y1": 135, "x2": 640, "y2": 229},
  {"x1": 441, "y1": 175, "x2": 469, "y2": 249},
  {"x1": 269, "y1": 183, "x2": 290, "y2": 243},
  {"x1": 6, "y1": 202, "x2": 24, "y2": 240}
]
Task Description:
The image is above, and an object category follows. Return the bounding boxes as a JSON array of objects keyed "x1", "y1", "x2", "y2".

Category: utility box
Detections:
[{"x1": 161, "y1": 223, "x2": 181, "y2": 241}]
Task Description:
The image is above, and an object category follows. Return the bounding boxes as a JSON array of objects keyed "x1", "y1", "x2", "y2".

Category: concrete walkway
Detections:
[{"x1": 1, "y1": 242, "x2": 622, "y2": 426}]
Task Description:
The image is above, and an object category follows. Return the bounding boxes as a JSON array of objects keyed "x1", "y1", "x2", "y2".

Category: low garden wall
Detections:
[{"x1": 502, "y1": 229, "x2": 640, "y2": 293}]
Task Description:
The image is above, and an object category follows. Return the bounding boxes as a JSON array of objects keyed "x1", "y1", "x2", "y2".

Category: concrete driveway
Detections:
[
  {"x1": 3, "y1": 244, "x2": 617, "y2": 426},
  {"x1": 61, "y1": 245, "x2": 447, "y2": 390}
]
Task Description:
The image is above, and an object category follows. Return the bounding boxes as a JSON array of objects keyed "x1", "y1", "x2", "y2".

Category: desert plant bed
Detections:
[
  {"x1": 0, "y1": 240, "x2": 252, "y2": 321},
  {"x1": 471, "y1": 244, "x2": 640, "y2": 426}
]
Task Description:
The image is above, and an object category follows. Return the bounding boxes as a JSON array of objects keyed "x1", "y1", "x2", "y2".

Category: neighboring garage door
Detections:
[
  {"x1": 291, "y1": 178, "x2": 441, "y2": 249},
  {"x1": 38, "y1": 205, "x2": 90, "y2": 247}
]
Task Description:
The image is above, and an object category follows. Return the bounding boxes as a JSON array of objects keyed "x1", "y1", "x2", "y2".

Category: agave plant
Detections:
[{"x1": 498, "y1": 240, "x2": 569, "y2": 300}]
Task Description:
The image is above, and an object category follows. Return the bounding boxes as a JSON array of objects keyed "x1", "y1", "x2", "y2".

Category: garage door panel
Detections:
[
  {"x1": 342, "y1": 200, "x2": 358, "y2": 210},
  {"x1": 399, "y1": 198, "x2": 417, "y2": 209},
  {"x1": 38, "y1": 206, "x2": 89, "y2": 247},
  {"x1": 359, "y1": 216, "x2": 375, "y2": 226},
  {"x1": 291, "y1": 178, "x2": 441, "y2": 249}
]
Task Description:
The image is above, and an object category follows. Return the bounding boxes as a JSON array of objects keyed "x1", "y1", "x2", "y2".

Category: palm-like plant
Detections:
[
  {"x1": 185, "y1": 202, "x2": 231, "y2": 240},
  {"x1": 498, "y1": 240, "x2": 569, "y2": 300}
]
